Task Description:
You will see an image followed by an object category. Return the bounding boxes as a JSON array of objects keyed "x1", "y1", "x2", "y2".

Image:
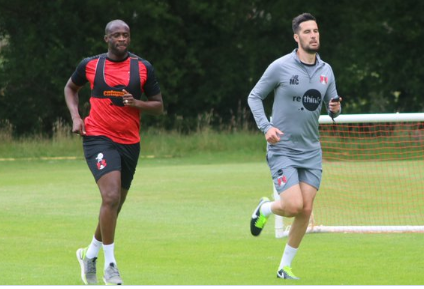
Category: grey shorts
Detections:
[{"x1": 266, "y1": 149, "x2": 322, "y2": 194}]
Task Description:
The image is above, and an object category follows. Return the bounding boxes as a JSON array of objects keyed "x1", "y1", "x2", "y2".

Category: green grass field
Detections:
[{"x1": 1, "y1": 154, "x2": 423, "y2": 285}]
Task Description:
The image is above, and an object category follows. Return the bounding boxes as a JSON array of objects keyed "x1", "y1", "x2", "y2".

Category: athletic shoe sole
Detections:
[{"x1": 76, "y1": 248, "x2": 89, "y2": 285}]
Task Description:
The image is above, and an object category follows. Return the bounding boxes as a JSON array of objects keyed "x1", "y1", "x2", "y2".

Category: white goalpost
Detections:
[{"x1": 274, "y1": 113, "x2": 424, "y2": 238}]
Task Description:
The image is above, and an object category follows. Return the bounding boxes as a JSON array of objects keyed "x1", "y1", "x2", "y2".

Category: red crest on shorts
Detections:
[
  {"x1": 277, "y1": 175, "x2": 287, "y2": 187},
  {"x1": 96, "y1": 153, "x2": 107, "y2": 170}
]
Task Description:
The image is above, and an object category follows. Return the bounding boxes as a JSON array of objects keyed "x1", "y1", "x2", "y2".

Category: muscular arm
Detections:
[
  {"x1": 122, "y1": 90, "x2": 164, "y2": 115},
  {"x1": 64, "y1": 77, "x2": 86, "y2": 135},
  {"x1": 140, "y1": 93, "x2": 164, "y2": 115}
]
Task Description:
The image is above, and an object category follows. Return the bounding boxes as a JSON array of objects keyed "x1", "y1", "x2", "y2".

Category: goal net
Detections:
[{"x1": 274, "y1": 113, "x2": 424, "y2": 238}]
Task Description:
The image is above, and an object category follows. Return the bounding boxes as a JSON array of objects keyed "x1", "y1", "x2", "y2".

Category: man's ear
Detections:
[{"x1": 293, "y1": 34, "x2": 299, "y2": 43}]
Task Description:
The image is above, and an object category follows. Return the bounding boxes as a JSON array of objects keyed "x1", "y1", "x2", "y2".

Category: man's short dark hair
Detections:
[{"x1": 292, "y1": 13, "x2": 316, "y2": 34}]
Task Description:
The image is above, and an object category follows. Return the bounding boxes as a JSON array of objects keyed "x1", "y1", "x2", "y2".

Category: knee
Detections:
[
  {"x1": 101, "y1": 189, "x2": 121, "y2": 208},
  {"x1": 275, "y1": 200, "x2": 303, "y2": 216},
  {"x1": 302, "y1": 206, "x2": 313, "y2": 217},
  {"x1": 285, "y1": 203, "x2": 303, "y2": 216}
]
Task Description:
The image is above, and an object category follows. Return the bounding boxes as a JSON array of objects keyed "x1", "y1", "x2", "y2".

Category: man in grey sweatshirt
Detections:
[{"x1": 248, "y1": 12, "x2": 342, "y2": 280}]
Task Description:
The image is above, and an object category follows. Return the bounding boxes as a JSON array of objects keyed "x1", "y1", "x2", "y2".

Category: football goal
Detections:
[{"x1": 274, "y1": 113, "x2": 424, "y2": 238}]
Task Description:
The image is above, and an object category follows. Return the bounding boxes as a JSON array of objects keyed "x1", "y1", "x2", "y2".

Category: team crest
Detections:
[
  {"x1": 277, "y1": 175, "x2": 287, "y2": 187},
  {"x1": 96, "y1": 153, "x2": 107, "y2": 170},
  {"x1": 320, "y1": 75, "x2": 328, "y2": 85}
]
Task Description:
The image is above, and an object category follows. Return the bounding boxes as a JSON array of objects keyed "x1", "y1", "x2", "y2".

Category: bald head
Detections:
[
  {"x1": 105, "y1": 20, "x2": 129, "y2": 35},
  {"x1": 104, "y1": 19, "x2": 131, "y2": 60}
]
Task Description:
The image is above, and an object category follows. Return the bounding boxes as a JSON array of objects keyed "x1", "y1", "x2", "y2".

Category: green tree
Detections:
[{"x1": 0, "y1": 0, "x2": 423, "y2": 136}]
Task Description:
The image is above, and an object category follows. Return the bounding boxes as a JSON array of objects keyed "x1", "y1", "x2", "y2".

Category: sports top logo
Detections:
[
  {"x1": 302, "y1": 89, "x2": 321, "y2": 111},
  {"x1": 104, "y1": 90, "x2": 125, "y2": 97},
  {"x1": 290, "y1": 75, "x2": 299, "y2": 85},
  {"x1": 320, "y1": 75, "x2": 328, "y2": 85}
]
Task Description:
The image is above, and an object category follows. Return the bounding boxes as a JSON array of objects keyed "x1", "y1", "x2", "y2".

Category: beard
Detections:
[
  {"x1": 301, "y1": 41, "x2": 320, "y2": 54},
  {"x1": 110, "y1": 44, "x2": 129, "y2": 57}
]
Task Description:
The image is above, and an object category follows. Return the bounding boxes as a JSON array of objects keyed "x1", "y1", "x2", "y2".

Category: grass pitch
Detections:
[{"x1": 1, "y1": 156, "x2": 423, "y2": 285}]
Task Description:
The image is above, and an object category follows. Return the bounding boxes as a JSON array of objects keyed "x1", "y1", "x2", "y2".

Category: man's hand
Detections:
[
  {"x1": 265, "y1": 127, "x2": 284, "y2": 144},
  {"x1": 122, "y1": 89, "x2": 136, "y2": 107},
  {"x1": 72, "y1": 116, "x2": 86, "y2": 135},
  {"x1": 329, "y1": 96, "x2": 342, "y2": 113}
]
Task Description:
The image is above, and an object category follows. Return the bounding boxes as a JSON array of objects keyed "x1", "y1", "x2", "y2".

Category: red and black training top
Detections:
[{"x1": 71, "y1": 52, "x2": 161, "y2": 144}]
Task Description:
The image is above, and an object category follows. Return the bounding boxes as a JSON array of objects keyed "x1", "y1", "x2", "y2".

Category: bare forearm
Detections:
[
  {"x1": 65, "y1": 91, "x2": 81, "y2": 119},
  {"x1": 64, "y1": 78, "x2": 82, "y2": 119},
  {"x1": 134, "y1": 99, "x2": 163, "y2": 115},
  {"x1": 123, "y1": 91, "x2": 164, "y2": 115}
]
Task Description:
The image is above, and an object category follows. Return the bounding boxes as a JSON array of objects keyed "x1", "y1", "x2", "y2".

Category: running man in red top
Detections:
[{"x1": 64, "y1": 19, "x2": 163, "y2": 285}]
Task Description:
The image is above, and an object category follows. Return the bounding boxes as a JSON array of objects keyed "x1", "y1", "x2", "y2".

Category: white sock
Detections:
[
  {"x1": 260, "y1": 201, "x2": 274, "y2": 217},
  {"x1": 279, "y1": 244, "x2": 298, "y2": 269},
  {"x1": 103, "y1": 243, "x2": 117, "y2": 270},
  {"x1": 86, "y1": 236, "x2": 102, "y2": 259}
]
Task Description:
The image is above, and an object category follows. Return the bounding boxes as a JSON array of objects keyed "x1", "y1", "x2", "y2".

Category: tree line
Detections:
[{"x1": 0, "y1": 0, "x2": 423, "y2": 136}]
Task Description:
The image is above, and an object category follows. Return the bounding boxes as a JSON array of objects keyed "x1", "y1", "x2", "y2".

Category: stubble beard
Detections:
[
  {"x1": 113, "y1": 47, "x2": 128, "y2": 58},
  {"x1": 305, "y1": 44, "x2": 319, "y2": 54},
  {"x1": 300, "y1": 39, "x2": 320, "y2": 54}
]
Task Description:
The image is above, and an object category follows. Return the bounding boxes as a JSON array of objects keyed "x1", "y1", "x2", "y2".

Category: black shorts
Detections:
[{"x1": 83, "y1": 136, "x2": 140, "y2": 190}]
